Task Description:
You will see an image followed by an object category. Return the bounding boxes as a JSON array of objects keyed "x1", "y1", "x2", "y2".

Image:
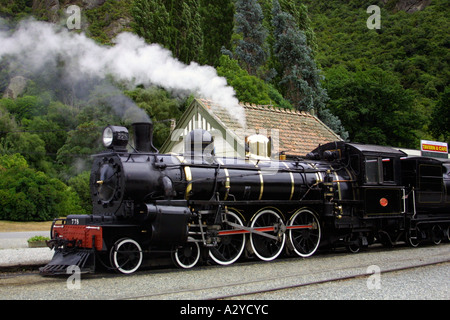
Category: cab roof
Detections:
[{"x1": 346, "y1": 143, "x2": 407, "y2": 157}]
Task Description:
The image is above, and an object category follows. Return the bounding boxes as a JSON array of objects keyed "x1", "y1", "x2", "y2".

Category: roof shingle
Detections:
[{"x1": 198, "y1": 98, "x2": 342, "y2": 156}]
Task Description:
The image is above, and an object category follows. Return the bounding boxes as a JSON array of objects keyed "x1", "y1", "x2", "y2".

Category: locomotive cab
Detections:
[
  {"x1": 310, "y1": 142, "x2": 410, "y2": 249},
  {"x1": 312, "y1": 142, "x2": 407, "y2": 217},
  {"x1": 350, "y1": 143, "x2": 406, "y2": 217}
]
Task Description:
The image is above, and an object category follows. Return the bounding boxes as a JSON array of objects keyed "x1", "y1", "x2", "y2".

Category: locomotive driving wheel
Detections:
[
  {"x1": 249, "y1": 208, "x2": 286, "y2": 261},
  {"x1": 288, "y1": 208, "x2": 321, "y2": 257},
  {"x1": 431, "y1": 225, "x2": 443, "y2": 245},
  {"x1": 110, "y1": 238, "x2": 143, "y2": 274},
  {"x1": 172, "y1": 237, "x2": 200, "y2": 269},
  {"x1": 209, "y1": 210, "x2": 246, "y2": 266}
]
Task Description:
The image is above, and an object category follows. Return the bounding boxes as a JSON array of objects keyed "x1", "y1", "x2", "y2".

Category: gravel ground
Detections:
[
  {"x1": 229, "y1": 262, "x2": 450, "y2": 300},
  {"x1": 0, "y1": 243, "x2": 448, "y2": 300}
]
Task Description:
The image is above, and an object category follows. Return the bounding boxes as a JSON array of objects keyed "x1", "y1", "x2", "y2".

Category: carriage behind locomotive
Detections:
[{"x1": 40, "y1": 122, "x2": 450, "y2": 275}]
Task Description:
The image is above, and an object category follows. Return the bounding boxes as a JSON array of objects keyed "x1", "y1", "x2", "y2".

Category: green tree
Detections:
[
  {"x1": 278, "y1": 0, "x2": 317, "y2": 55},
  {"x1": 131, "y1": 0, "x2": 171, "y2": 47},
  {"x1": 324, "y1": 65, "x2": 419, "y2": 148},
  {"x1": 0, "y1": 0, "x2": 32, "y2": 18},
  {"x1": 272, "y1": 0, "x2": 326, "y2": 113},
  {"x1": 132, "y1": 0, "x2": 203, "y2": 63},
  {"x1": 0, "y1": 103, "x2": 17, "y2": 140},
  {"x1": 0, "y1": 153, "x2": 85, "y2": 221},
  {"x1": 199, "y1": 0, "x2": 234, "y2": 66},
  {"x1": 68, "y1": 171, "x2": 92, "y2": 214},
  {"x1": 56, "y1": 122, "x2": 103, "y2": 177},
  {"x1": 2, "y1": 131, "x2": 46, "y2": 166},
  {"x1": 0, "y1": 96, "x2": 47, "y2": 121},
  {"x1": 45, "y1": 101, "x2": 79, "y2": 130},
  {"x1": 260, "y1": 0, "x2": 317, "y2": 56},
  {"x1": 217, "y1": 55, "x2": 291, "y2": 109},
  {"x1": 234, "y1": 0, "x2": 268, "y2": 76},
  {"x1": 84, "y1": 0, "x2": 134, "y2": 45},
  {"x1": 431, "y1": 86, "x2": 450, "y2": 145},
  {"x1": 22, "y1": 116, "x2": 67, "y2": 155},
  {"x1": 173, "y1": 0, "x2": 203, "y2": 63},
  {"x1": 304, "y1": 0, "x2": 449, "y2": 142},
  {"x1": 125, "y1": 87, "x2": 183, "y2": 147}
]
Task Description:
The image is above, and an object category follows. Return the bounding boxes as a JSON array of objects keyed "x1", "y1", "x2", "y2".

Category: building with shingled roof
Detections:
[{"x1": 160, "y1": 98, "x2": 342, "y2": 159}]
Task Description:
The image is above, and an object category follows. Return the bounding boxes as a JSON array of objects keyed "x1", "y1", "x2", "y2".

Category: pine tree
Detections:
[
  {"x1": 430, "y1": 86, "x2": 450, "y2": 145},
  {"x1": 199, "y1": 0, "x2": 234, "y2": 66},
  {"x1": 131, "y1": 0, "x2": 203, "y2": 64},
  {"x1": 279, "y1": 0, "x2": 317, "y2": 55},
  {"x1": 131, "y1": 0, "x2": 171, "y2": 47},
  {"x1": 234, "y1": 0, "x2": 268, "y2": 76},
  {"x1": 260, "y1": 0, "x2": 317, "y2": 56},
  {"x1": 272, "y1": 0, "x2": 347, "y2": 139},
  {"x1": 272, "y1": 0, "x2": 321, "y2": 112},
  {"x1": 164, "y1": 0, "x2": 203, "y2": 64}
]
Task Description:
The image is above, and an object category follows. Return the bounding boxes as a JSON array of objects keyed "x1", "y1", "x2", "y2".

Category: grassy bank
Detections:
[{"x1": 0, "y1": 220, "x2": 54, "y2": 232}]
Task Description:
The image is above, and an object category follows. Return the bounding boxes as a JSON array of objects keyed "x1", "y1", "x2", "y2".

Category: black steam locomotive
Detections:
[{"x1": 40, "y1": 122, "x2": 450, "y2": 275}]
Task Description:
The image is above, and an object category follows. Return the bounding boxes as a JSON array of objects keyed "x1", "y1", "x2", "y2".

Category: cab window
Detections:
[
  {"x1": 365, "y1": 157, "x2": 395, "y2": 184},
  {"x1": 382, "y1": 158, "x2": 394, "y2": 182},
  {"x1": 365, "y1": 157, "x2": 378, "y2": 183}
]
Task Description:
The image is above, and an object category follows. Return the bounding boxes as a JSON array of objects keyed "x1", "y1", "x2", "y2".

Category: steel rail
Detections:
[
  {"x1": 210, "y1": 259, "x2": 450, "y2": 300},
  {"x1": 115, "y1": 254, "x2": 450, "y2": 300}
]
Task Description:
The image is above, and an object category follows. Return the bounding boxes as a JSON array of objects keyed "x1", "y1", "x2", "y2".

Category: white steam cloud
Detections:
[{"x1": 0, "y1": 19, "x2": 246, "y2": 127}]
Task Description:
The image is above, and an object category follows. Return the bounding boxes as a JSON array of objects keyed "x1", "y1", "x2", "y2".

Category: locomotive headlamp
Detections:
[
  {"x1": 103, "y1": 127, "x2": 113, "y2": 147},
  {"x1": 102, "y1": 125, "x2": 129, "y2": 150}
]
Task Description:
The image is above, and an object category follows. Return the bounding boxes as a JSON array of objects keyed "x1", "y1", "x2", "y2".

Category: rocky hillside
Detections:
[
  {"x1": 382, "y1": 0, "x2": 431, "y2": 13},
  {"x1": 1, "y1": 0, "x2": 133, "y2": 44}
]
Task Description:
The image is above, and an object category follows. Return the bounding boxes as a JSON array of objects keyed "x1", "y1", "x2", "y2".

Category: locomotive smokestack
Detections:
[{"x1": 132, "y1": 122, "x2": 158, "y2": 153}]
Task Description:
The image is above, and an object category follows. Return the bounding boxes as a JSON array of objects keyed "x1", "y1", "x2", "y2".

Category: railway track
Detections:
[
  {"x1": 0, "y1": 243, "x2": 449, "y2": 300},
  {"x1": 118, "y1": 252, "x2": 449, "y2": 300},
  {"x1": 215, "y1": 260, "x2": 450, "y2": 300}
]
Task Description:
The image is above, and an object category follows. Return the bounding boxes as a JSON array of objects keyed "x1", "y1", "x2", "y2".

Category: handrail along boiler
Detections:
[{"x1": 40, "y1": 122, "x2": 450, "y2": 274}]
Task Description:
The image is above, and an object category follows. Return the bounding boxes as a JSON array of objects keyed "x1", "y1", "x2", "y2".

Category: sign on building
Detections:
[{"x1": 420, "y1": 140, "x2": 449, "y2": 159}]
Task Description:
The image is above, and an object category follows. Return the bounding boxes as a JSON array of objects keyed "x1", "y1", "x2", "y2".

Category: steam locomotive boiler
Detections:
[{"x1": 40, "y1": 122, "x2": 450, "y2": 275}]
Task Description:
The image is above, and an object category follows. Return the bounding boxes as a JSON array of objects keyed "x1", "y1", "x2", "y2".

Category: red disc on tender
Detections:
[{"x1": 380, "y1": 198, "x2": 388, "y2": 207}]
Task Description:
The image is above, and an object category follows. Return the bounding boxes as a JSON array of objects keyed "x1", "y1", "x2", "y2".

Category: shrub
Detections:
[{"x1": 0, "y1": 154, "x2": 86, "y2": 221}]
